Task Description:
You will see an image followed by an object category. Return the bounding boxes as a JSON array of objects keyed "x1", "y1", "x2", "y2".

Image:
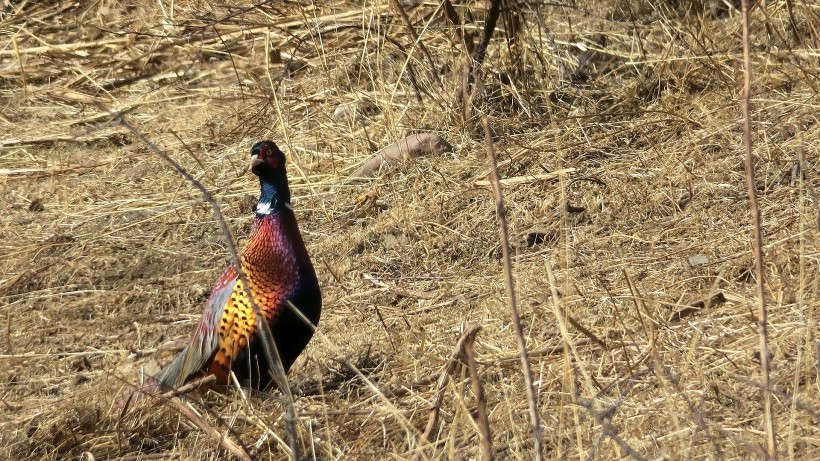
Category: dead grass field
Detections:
[{"x1": 1, "y1": 1, "x2": 819, "y2": 460}]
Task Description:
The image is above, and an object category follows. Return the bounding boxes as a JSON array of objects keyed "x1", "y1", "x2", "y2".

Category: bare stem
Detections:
[
  {"x1": 418, "y1": 324, "x2": 482, "y2": 448},
  {"x1": 390, "y1": 0, "x2": 441, "y2": 87},
  {"x1": 165, "y1": 394, "x2": 253, "y2": 461},
  {"x1": 482, "y1": 116, "x2": 543, "y2": 460},
  {"x1": 463, "y1": 326, "x2": 493, "y2": 461},
  {"x1": 739, "y1": 1, "x2": 777, "y2": 458}
]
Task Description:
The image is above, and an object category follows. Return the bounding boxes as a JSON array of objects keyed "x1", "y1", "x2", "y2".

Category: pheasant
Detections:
[{"x1": 153, "y1": 140, "x2": 321, "y2": 391}]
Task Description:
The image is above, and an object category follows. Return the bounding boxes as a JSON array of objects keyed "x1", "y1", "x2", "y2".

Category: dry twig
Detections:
[
  {"x1": 416, "y1": 323, "x2": 482, "y2": 456},
  {"x1": 740, "y1": 1, "x2": 777, "y2": 458},
  {"x1": 165, "y1": 394, "x2": 252, "y2": 461},
  {"x1": 482, "y1": 116, "x2": 543, "y2": 460},
  {"x1": 389, "y1": 0, "x2": 441, "y2": 87},
  {"x1": 463, "y1": 326, "x2": 493, "y2": 461}
]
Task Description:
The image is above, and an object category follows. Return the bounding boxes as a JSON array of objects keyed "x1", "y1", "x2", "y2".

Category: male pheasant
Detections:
[{"x1": 154, "y1": 140, "x2": 321, "y2": 390}]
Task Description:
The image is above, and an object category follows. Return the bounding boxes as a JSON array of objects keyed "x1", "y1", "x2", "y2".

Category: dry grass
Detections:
[{"x1": 1, "y1": 1, "x2": 819, "y2": 459}]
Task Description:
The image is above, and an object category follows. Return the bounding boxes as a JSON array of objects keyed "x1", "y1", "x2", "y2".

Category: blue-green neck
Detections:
[{"x1": 256, "y1": 176, "x2": 291, "y2": 216}]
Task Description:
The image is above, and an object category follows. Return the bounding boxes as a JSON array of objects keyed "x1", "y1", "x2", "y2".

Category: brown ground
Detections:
[{"x1": 1, "y1": 1, "x2": 818, "y2": 460}]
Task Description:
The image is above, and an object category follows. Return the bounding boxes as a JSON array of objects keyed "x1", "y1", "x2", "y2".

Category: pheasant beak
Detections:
[{"x1": 250, "y1": 154, "x2": 264, "y2": 169}]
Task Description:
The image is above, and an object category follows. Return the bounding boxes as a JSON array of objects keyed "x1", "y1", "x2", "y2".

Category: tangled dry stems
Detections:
[{"x1": 1, "y1": 1, "x2": 818, "y2": 460}]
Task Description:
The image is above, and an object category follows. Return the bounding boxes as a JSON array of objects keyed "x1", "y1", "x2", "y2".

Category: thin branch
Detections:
[
  {"x1": 581, "y1": 406, "x2": 648, "y2": 461},
  {"x1": 739, "y1": 1, "x2": 777, "y2": 458},
  {"x1": 390, "y1": 0, "x2": 442, "y2": 87},
  {"x1": 416, "y1": 324, "x2": 482, "y2": 458},
  {"x1": 472, "y1": 0, "x2": 501, "y2": 67},
  {"x1": 166, "y1": 394, "x2": 252, "y2": 461},
  {"x1": 118, "y1": 375, "x2": 251, "y2": 460},
  {"x1": 482, "y1": 116, "x2": 543, "y2": 460},
  {"x1": 442, "y1": 0, "x2": 475, "y2": 56},
  {"x1": 463, "y1": 326, "x2": 493, "y2": 461},
  {"x1": 161, "y1": 374, "x2": 217, "y2": 398},
  {"x1": 651, "y1": 352, "x2": 773, "y2": 460},
  {"x1": 729, "y1": 374, "x2": 819, "y2": 420},
  {"x1": 116, "y1": 373, "x2": 216, "y2": 415},
  {"x1": 575, "y1": 373, "x2": 648, "y2": 461},
  {"x1": 383, "y1": 374, "x2": 439, "y2": 399}
]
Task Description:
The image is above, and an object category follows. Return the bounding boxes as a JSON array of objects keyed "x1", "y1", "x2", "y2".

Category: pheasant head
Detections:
[{"x1": 250, "y1": 140, "x2": 290, "y2": 215}]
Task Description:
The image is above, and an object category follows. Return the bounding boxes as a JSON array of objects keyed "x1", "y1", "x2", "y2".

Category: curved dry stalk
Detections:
[
  {"x1": 463, "y1": 327, "x2": 493, "y2": 461},
  {"x1": 417, "y1": 324, "x2": 482, "y2": 453},
  {"x1": 482, "y1": 116, "x2": 543, "y2": 460},
  {"x1": 165, "y1": 394, "x2": 253, "y2": 461},
  {"x1": 115, "y1": 374, "x2": 252, "y2": 461},
  {"x1": 389, "y1": 0, "x2": 441, "y2": 87},
  {"x1": 739, "y1": 1, "x2": 777, "y2": 458}
]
